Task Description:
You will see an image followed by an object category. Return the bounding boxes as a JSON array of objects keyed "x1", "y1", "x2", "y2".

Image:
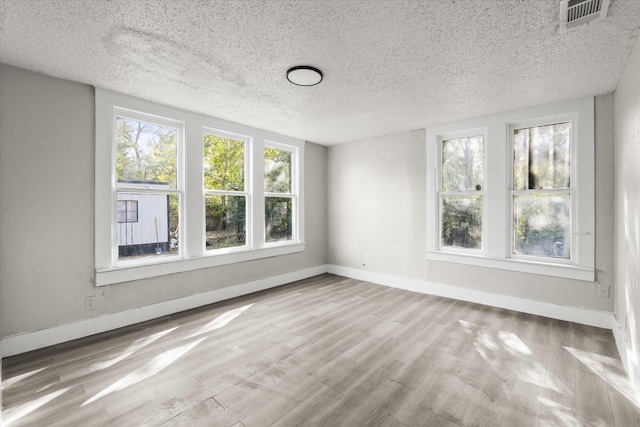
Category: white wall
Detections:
[
  {"x1": 327, "y1": 95, "x2": 615, "y2": 314},
  {"x1": 0, "y1": 63, "x2": 327, "y2": 340},
  {"x1": 614, "y1": 35, "x2": 640, "y2": 398}
]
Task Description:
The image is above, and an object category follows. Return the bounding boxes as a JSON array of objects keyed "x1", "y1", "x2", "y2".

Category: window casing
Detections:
[
  {"x1": 438, "y1": 131, "x2": 486, "y2": 253},
  {"x1": 112, "y1": 111, "x2": 184, "y2": 262},
  {"x1": 203, "y1": 130, "x2": 250, "y2": 252},
  {"x1": 264, "y1": 143, "x2": 297, "y2": 244},
  {"x1": 509, "y1": 120, "x2": 573, "y2": 263},
  {"x1": 426, "y1": 97, "x2": 594, "y2": 281},
  {"x1": 96, "y1": 90, "x2": 305, "y2": 286}
]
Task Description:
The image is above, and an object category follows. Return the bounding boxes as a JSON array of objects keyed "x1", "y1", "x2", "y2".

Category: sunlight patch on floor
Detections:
[
  {"x1": 187, "y1": 303, "x2": 254, "y2": 338},
  {"x1": 538, "y1": 396, "x2": 582, "y2": 427},
  {"x1": 459, "y1": 319, "x2": 573, "y2": 396},
  {"x1": 2, "y1": 367, "x2": 48, "y2": 389},
  {"x1": 2, "y1": 387, "x2": 70, "y2": 426},
  {"x1": 90, "y1": 326, "x2": 179, "y2": 371},
  {"x1": 564, "y1": 346, "x2": 640, "y2": 408},
  {"x1": 498, "y1": 331, "x2": 532, "y2": 356},
  {"x1": 82, "y1": 337, "x2": 206, "y2": 406}
]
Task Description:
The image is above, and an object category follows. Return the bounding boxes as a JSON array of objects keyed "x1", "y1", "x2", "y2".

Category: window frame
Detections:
[
  {"x1": 426, "y1": 97, "x2": 594, "y2": 281},
  {"x1": 96, "y1": 89, "x2": 305, "y2": 286},
  {"x1": 436, "y1": 128, "x2": 487, "y2": 254},
  {"x1": 507, "y1": 115, "x2": 577, "y2": 265},
  {"x1": 110, "y1": 109, "x2": 185, "y2": 264},
  {"x1": 202, "y1": 128, "x2": 252, "y2": 254},
  {"x1": 117, "y1": 200, "x2": 139, "y2": 223},
  {"x1": 263, "y1": 141, "x2": 299, "y2": 246}
]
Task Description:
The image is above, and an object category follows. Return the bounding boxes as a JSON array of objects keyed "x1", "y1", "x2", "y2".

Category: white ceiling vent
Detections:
[{"x1": 560, "y1": 0, "x2": 610, "y2": 30}]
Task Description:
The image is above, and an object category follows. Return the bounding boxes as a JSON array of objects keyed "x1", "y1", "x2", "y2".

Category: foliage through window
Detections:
[
  {"x1": 204, "y1": 134, "x2": 247, "y2": 250},
  {"x1": 512, "y1": 123, "x2": 571, "y2": 259},
  {"x1": 265, "y1": 147, "x2": 294, "y2": 242},
  {"x1": 440, "y1": 135, "x2": 484, "y2": 250}
]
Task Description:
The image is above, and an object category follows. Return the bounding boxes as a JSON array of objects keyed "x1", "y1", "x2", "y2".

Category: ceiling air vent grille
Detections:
[{"x1": 560, "y1": 0, "x2": 610, "y2": 30}]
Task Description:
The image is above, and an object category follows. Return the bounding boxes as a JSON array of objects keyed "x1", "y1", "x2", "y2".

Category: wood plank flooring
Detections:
[{"x1": 2, "y1": 274, "x2": 639, "y2": 426}]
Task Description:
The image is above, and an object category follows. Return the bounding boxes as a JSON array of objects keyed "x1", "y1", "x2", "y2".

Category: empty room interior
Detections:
[{"x1": 2, "y1": 0, "x2": 640, "y2": 426}]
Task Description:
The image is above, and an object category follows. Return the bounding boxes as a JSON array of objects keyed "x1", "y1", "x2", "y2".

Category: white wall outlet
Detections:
[
  {"x1": 85, "y1": 296, "x2": 96, "y2": 310},
  {"x1": 597, "y1": 284, "x2": 610, "y2": 298}
]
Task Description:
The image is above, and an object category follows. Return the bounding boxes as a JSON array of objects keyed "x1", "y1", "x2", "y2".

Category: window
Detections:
[
  {"x1": 113, "y1": 113, "x2": 182, "y2": 261},
  {"x1": 203, "y1": 132, "x2": 248, "y2": 251},
  {"x1": 264, "y1": 145, "x2": 295, "y2": 243},
  {"x1": 426, "y1": 97, "x2": 594, "y2": 281},
  {"x1": 511, "y1": 122, "x2": 572, "y2": 260},
  {"x1": 117, "y1": 200, "x2": 138, "y2": 223},
  {"x1": 95, "y1": 90, "x2": 305, "y2": 285},
  {"x1": 439, "y1": 133, "x2": 484, "y2": 251}
]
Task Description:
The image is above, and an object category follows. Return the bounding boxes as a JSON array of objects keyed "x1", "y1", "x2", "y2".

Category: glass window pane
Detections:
[
  {"x1": 441, "y1": 195, "x2": 482, "y2": 249},
  {"x1": 126, "y1": 201, "x2": 138, "y2": 223},
  {"x1": 513, "y1": 123, "x2": 570, "y2": 190},
  {"x1": 205, "y1": 194, "x2": 246, "y2": 250},
  {"x1": 117, "y1": 200, "x2": 127, "y2": 223},
  {"x1": 117, "y1": 193, "x2": 179, "y2": 260},
  {"x1": 116, "y1": 117, "x2": 178, "y2": 189},
  {"x1": 264, "y1": 147, "x2": 292, "y2": 193},
  {"x1": 265, "y1": 197, "x2": 292, "y2": 242},
  {"x1": 203, "y1": 135, "x2": 245, "y2": 191},
  {"x1": 513, "y1": 194, "x2": 570, "y2": 259},
  {"x1": 442, "y1": 135, "x2": 483, "y2": 192}
]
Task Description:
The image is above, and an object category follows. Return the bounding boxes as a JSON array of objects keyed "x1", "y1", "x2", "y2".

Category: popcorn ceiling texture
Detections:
[{"x1": 1, "y1": 0, "x2": 639, "y2": 144}]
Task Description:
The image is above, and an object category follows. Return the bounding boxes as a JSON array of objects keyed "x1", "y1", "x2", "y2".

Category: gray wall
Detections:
[
  {"x1": 0, "y1": 63, "x2": 327, "y2": 338},
  {"x1": 327, "y1": 95, "x2": 615, "y2": 312},
  {"x1": 614, "y1": 35, "x2": 640, "y2": 391}
]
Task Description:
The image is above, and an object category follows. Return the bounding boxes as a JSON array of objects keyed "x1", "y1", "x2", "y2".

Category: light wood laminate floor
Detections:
[{"x1": 2, "y1": 274, "x2": 639, "y2": 426}]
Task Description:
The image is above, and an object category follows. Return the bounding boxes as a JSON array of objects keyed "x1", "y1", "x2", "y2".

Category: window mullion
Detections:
[
  {"x1": 185, "y1": 122, "x2": 203, "y2": 258},
  {"x1": 253, "y1": 137, "x2": 265, "y2": 249}
]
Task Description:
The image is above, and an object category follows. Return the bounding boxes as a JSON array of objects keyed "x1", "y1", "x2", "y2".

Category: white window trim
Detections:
[
  {"x1": 436, "y1": 127, "x2": 487, "y2": 255},
  {"x1": 264, "y1": 140, "x2": 300, "y2": 245},
  {"x1": 507, "y1": 113, "x2": 578, "y2": 265},
  {"x1": 202, "y1": 128, "x2": 252, "y2": 255},
  {"x1": 426, "y1": 97, "x2": 594, "y2": 281},
  {"x1": 96, "y1": 89, "x2": 305, "y2": 286}
]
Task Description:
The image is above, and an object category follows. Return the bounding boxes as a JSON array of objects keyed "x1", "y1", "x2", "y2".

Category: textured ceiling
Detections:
[{"x1": 1, "y1": 0, "x2": 639, "y2": 145}]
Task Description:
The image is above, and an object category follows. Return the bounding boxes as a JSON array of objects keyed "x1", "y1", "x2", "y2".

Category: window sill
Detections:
[
  {"x1": 96, "y1": 243, "x2": 305, "y2": 286},
  {"x1": 426, "y1": 251, "x2": 594, "y2": 282}
]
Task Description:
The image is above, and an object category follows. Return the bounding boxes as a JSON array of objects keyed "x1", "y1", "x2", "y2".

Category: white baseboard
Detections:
[
  {"x1": 1, "y1": 265, "x2": 328, "y2": 357},
  {"x1": 1, "y1": 264, "x2": 615, "y2": 358},
  {"x1": 327, "y1": 264, "x2": 613, "y2": 329},
  {"x1": 612, "y1": 316, "x2": 640, "y2": 403}
]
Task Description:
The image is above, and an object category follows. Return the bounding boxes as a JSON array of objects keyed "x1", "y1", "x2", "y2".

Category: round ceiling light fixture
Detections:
[{"x1": 286, "y1": 66, "x2": 323, "y2": 86}]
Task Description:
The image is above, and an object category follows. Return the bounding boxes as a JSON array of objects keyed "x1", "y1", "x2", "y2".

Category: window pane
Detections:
[
  {"x1": 203, "y1": 135, "x2": 245, "y2": 191},
  {"x1": 441, "y1": 195, "x2": 482, "y2": 249},
  {"x1": 117, "y1": 200, "x2": 127, "y2": 223},
  {"x1": 265, "y1": 197, "x2": 292, "y2": 242},
  {"x1": 442, "y1": 135, "x2": 483, "y2": 192},
  {"x1": 264, "y1": 147, "x2": 292, "y2": 193},
  {"x1": 513, "y1": 123, "x2": 570, "y2": 190},
  {"x1": 513, "y1": 193, "x2": 570, "y2": 259},
  {"x1": 117, "y1": 200, "x2": 138, "y2": 223},
  {"x1": 205, "y1": 194, "x2": 246, "y2": 250},
  {"x1": 126, "y1": 201, "x2": 139, "y2": 223},
  {"x1": 117, "y1": 193, "x2": 179, "y2": 260},
  {"x1": 116, "y1": 117, "x2": 178, "y2": 189}
]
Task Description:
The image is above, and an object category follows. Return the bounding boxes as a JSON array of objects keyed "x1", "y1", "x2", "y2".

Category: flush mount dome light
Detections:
[{"x1": 286, "y1": 66, "x2": 323, "y2": 86}]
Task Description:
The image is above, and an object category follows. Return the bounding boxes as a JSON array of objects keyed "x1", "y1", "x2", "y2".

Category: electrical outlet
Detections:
[
  {"x1": 597, "y1": 284, "x2": 610, "y2": 298},
  {"x1": 85, "y1": 296, "x2": 96, "y2": 310}
]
